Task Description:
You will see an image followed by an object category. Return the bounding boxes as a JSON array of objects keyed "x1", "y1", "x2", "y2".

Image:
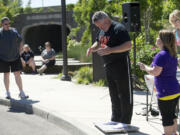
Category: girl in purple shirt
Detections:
[{"x1": 138, "y1": 30, "x2": 180, "y2": 135}]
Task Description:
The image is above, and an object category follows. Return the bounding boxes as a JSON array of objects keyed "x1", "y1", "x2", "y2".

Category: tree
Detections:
[
  {"x1": 73, "y1": 0, "x2": 107, "y2": 44},
  {"x1": 0, "y1": 0, "x2": 23, "y2": 23},
  {"x1": 72, "y1": 0, "x2": 164, "y2": 44}
]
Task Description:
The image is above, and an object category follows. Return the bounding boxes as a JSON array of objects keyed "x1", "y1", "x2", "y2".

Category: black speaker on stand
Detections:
[
  {"x1": 122, "y1": 2, "x2": 150, "y2": 121},
  {"x1": 122, "y1": 2, "x2": 141, "y2": 32},
  {"x1": 122, "y1": 2, "x2": 141, "y2": 86},
  {"x1": 122, "y1": 1, "x2": 140, "y2": 77},
  {"x1": 122, "y1": 1, "x2": 140, "y2": 96}
]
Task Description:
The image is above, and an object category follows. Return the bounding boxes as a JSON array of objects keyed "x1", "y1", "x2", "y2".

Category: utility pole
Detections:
[
  {"x1": 42, "y1": 0, "x2": 44, "y2": 7},
  {"x1": 60, "y1": 0, "x2": 71, "y2": 81}
]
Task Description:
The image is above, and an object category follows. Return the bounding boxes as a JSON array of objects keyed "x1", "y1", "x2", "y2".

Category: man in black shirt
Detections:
[{"x1": 87, "y1": 11, "x2": 133, "y2": 124}]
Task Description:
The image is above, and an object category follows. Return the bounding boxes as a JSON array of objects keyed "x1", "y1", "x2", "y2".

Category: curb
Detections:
[{"x1": 0, "y1": 97, "x2": 102, "y2": 135}]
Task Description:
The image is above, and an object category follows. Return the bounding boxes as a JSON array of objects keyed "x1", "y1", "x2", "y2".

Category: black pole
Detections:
[
  {"x1": 146, "y1": 83, "x2": 149, "y2": 121},
  {"x1": 61, "y1": 0, "x2": 71, "y2": 81}
]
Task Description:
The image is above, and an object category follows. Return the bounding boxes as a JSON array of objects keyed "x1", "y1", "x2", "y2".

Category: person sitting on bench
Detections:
[
  {"x1": 21, "y1": 44, "x2": 37, "y2": 74},
  {"x1": 37, "y1": 41, "x2": 56, "y2": 74}
]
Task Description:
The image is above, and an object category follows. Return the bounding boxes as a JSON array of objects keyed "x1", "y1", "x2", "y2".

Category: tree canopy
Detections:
[
  {"x1": 72, "y1": 0, "x2": 180, "y2": 44},
  {"x1": 0, "y1": 0, "x2": 23, "y2": 22}
]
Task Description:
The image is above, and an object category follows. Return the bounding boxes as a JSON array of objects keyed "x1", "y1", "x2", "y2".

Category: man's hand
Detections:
[{"x1": 97, "y1": 46, "x2": 112, "y2": 56}]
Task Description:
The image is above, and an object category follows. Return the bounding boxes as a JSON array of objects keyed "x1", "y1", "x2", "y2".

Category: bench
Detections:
[{"x1": 23, "y1": 56, "x2": 92, "y2": 74}]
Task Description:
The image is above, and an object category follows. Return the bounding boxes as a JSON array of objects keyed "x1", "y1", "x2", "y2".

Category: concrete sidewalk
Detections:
[{"x1": 0, "y1": 74, "x2": 178, "y2": 135}]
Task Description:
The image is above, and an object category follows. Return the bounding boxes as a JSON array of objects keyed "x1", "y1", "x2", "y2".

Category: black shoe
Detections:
[
  {"x1": 6, "y1": 96, "x2": 11, "y2": 100},
  {"x1": 150, "y1": 108, "x2": 159, "y2": 116},
  {"x1": 19, "y1": 93, "x2": 29, "y2": 99},
  {"x1": 32, "y1": 70, "x2": 38, "y2": 75}
]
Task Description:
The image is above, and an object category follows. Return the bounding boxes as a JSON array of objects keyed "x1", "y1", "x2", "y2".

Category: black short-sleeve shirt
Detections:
[
  {"x1": 21, "y1": 50, "x2": 34, "y2": 62},
  {"x1": 97, "y1": 21, "x2": 131, "y2": 65}
]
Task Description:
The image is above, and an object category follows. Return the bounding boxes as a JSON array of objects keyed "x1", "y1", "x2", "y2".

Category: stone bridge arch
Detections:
[
  {"x1": 21, "y1": 23, "x2": 70, "y2": 54},
  {"x1": 13, "y1": 11, "x2": 79, "y2": 54}
]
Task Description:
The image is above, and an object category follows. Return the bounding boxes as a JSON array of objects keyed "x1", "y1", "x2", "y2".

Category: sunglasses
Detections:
[{"x1": 4, "y1": 23, "x2": 10, "y2": 26}]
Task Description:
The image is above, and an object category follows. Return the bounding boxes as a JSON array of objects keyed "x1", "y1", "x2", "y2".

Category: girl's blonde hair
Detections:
[
  {"x1": 159, "y1": 30, "x2": 177, "y2": 57},
  {"x1": 23, "y1": 44, "x2": 30, "y2": 50},
  {"x1": 169, "y1": 10, "x2": 180, "y2": 26}
]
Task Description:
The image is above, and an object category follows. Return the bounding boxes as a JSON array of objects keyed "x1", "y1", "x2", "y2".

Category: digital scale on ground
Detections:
[{"x1": 94, "y1": 122, "x2": 139, "y2": 134}]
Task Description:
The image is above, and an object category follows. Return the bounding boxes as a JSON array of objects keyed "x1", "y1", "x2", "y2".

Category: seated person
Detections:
[
  {"x1": 21, "y1": 44, "x2": 37, "y2": 74},
  {"x1": 37, "y1": 42, "x2": 56, "y2": 74}
]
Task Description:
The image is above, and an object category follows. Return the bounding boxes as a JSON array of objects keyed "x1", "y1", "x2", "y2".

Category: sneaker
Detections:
[
  {"x1": 19, "y1": 91, "x2": 29, "y2": 99},
  {"x1": 6, "y1": 91, "x2": 11, "y2": 99},
  {"x1": 37, "y1": 69, "x2": 40, "y2": 73},
  {"x1": 113, "y1": 123, "x2": 128, "y2": 129},
  {"x1": 37, "y1": 69, "x2": 43, "y2": 75},
  {"x1": 114, "y1": 124, "x2": 139, "y2": 133},
  {"x1": 102, "y1": 121, "x2": 119, "y2": 125},
  {"x1": 32, "y1": 70, "x2": 38, "y2": 75}
]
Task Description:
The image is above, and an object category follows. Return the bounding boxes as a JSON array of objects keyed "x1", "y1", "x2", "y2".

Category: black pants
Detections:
[
  {"x1": 43, "y1": 60, "x2": 55, "y2": 67},
  {"x1": 158, "y1": 97, "x2": 179, "y2": 126},
  {"x1": 105, "y1": 56, "x2": 133, "y2": 124}
]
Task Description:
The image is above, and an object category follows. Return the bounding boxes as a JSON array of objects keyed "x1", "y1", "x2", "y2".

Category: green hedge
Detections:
[
  {"x1": 67, "y1": 40, "x2": 92, "y2": 62},
  {"x1": 73, "y1": 66, "x2": 93, "y2": 85}
]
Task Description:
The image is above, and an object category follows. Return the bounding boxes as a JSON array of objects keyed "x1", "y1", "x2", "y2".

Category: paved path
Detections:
[
  {"x1": 0, "y1": 104, "x2": 71, "y2": 135},
  {"x1": 0, "y1": 74, "x2": 179, "y2": 135}
]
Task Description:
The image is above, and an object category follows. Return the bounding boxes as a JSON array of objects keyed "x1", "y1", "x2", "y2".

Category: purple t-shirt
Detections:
[{"x1": 152, "y1": 50, "x2": 180, "y2": 98}]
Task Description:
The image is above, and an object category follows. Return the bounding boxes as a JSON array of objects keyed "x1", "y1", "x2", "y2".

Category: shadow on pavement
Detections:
[{"x1": 7, "y1": 98, "x2": 39, "y2": 114}]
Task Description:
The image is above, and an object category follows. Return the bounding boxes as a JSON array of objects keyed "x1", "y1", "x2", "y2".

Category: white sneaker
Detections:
[
  {"x1": 37, "y1": 69, "x2": 43, "y2": 75},
  {"x1": 113, "y1": 123, "x2": 128, "y2": 129},
  {"x1": 6, "y1": 91, "x2": 11, "y2": 99},
  {"x1": 114, "y1": 123, "x2": 139, "y2": 132},
  {"x1": 19, "y1": 91, "x2": 29, "y2": 99},
  {"x1": 102, "y1": 121, "x2": 119, "y2": 125}
]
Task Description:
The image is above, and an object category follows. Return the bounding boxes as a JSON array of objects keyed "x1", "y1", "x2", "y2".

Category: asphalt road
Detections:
[{"x1": 0, "y1": 105, "x2": 71, "y2": 135}]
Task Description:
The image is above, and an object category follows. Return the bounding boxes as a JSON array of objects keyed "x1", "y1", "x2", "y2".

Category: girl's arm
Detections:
[{"x1": 138, "y1": 62, "x2": 162, "y2": 76}]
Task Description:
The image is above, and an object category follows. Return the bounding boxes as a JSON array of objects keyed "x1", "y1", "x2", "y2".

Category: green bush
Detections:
[
  {"x1": 53, "y1": 73, "x2": 63, "y2": 79},
  {"x1": 93, "y1": 79, "x2": 107, "y2": 86},
  {"x1": 73, "y1": 66, "x2": 108, "y2": 86},
  {"x1": 56, "y1": 52, "x2": 63, "y2": 58},
  {"x1": 73, "y1": 66, "x2": 93, "y2": 85},
  {"x1": 130, "y1": 44, "x2": 160, "y2": 80},
  {"x1": 67, "y1": 40, "x2": 92, "y2": 62},
  {"x1": 55, "y1": 66, "x2": 108, "y2": 86}
]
